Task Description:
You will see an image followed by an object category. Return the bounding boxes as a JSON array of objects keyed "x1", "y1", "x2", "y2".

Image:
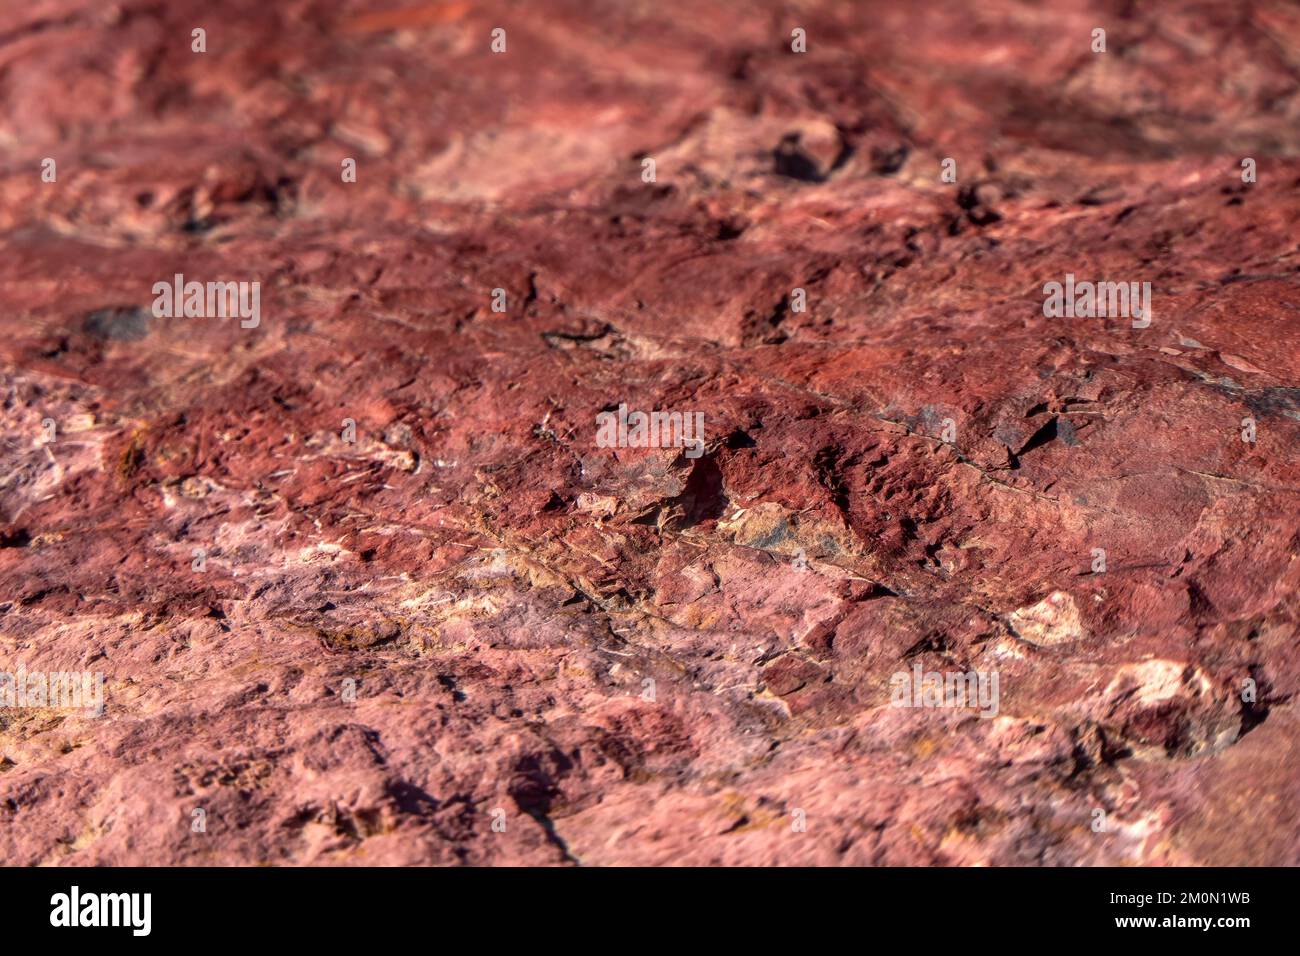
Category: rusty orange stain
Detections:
[{"x1": 341, "y1": 2, "x2": 471, "y2": 35}]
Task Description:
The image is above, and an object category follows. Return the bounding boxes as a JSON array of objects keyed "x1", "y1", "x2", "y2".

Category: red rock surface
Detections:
[{"x1": 1, "y1": 0, "x2": 1299, "y2": 865}]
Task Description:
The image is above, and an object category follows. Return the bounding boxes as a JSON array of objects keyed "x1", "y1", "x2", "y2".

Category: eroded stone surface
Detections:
[{"x1": 0, "y1": 0, "x2": 1298, "y2": 865}]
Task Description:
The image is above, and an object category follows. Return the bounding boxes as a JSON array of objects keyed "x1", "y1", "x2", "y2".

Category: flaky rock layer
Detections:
[{"x1": 1, "y1": 0, "x2": 1298, "y2": 865}]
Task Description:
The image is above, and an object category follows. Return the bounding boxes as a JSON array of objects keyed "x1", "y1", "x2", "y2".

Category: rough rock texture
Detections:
[{"x1": 2, "y1": 0, "x2": 1299, "y2": 866}]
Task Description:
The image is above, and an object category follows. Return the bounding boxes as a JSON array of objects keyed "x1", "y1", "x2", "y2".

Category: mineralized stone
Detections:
[{"x1": 0, "y1": 0, "x2": 1298, "y2": 866}]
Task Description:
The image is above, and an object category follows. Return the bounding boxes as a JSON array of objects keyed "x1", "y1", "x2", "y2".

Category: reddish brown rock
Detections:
[{"x1": 1, "y1": 0, "x2": 1299, "y2": 866}]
